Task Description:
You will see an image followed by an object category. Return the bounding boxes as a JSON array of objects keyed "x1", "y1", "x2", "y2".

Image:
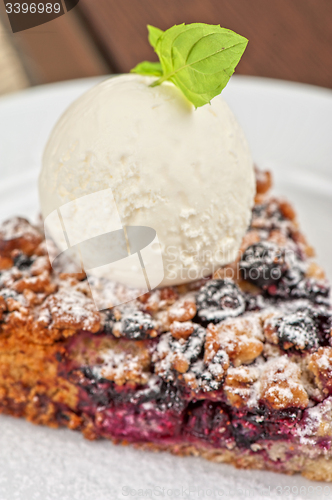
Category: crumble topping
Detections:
[
  {"x1": 204, "y1": 316, "x2": 264, "y2": 367},
  {"x1": 0, "y1": 172, "x2": 331, "y2": 422},
  {"x1": 106, "y1": 308, "x2": 158, "y2": 340},
  {"x1": 255, "y1": 167, "x2": 272, "y2": 195},
  {"x1": 297, "y1": 396, "x2": 332, "y2": 445},
  {"x1": 153, "y1": 325, "x2": 206, "y2": 379},
  {"x1": 224, "y1": 365, "x2": 260, "y2": 408},
  {"x1": 259, "y1": 356, "x2": 309, "y2": 410},
  {"x1": 92, "y1": 342, "x2": 151, "y2": 386},
  {"x1": 0, "y1": 217, "x2": 42, "y2": 260},
  {"x1": 170, "y1": 320, "x2": 195, "y2": 340},
  {"x1": 308, "y1": 347, "x2": 332, "y2": 395},
  {"x1": 38, "y1": 288, "x2": 101, "y2": 334},
  {"x1": 168, "y1": 298, "x2": 197, "y2": 323}
]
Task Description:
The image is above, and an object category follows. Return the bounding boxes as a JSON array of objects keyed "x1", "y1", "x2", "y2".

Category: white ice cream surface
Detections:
[{"x1": 39, "y1": 74, "x2": 255, "y2": 287}]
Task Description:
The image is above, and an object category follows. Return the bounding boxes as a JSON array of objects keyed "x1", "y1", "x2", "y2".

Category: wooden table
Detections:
[
  {"x1": 0, "y1": 0, "x2": 331, "y2": 91},
  {"x1": 0, "y1": 17, "x2": 29, "y2": 95},
  {"x1": 78, "y1": 0, "x2": 332, "y2": 88}
]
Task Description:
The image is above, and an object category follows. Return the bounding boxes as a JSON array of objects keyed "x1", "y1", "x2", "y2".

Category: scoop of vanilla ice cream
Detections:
[{"x1": 39, "y1": 74, "x2": 255, "y2": 287}]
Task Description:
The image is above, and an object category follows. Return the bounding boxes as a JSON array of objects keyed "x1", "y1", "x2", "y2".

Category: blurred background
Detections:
[{"x1": 0, "y1": 0, "x2": 332, "y2": 96}]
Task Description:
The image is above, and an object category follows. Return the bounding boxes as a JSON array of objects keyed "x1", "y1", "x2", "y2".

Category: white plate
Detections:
[{"x1": 0, "y1": 76, "x2": 332, "y2": 500}]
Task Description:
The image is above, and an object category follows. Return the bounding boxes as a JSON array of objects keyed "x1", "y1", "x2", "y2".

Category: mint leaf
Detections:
[
  {"x1": 154, "y1": 24, "x2": 248, "y2": 107},
  {"x1": 131, "y1": 61, "x2": 163, "y2": 77},
  {"x1": 148, "y1": 25, "x2": 164, "y2": 49},
  {"x1": 131, "y1": 23, "x2": 248, "y2": 107}
]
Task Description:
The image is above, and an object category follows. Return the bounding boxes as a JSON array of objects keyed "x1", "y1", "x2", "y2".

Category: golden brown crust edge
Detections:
[{"x1": 134, "y1": 441, "x2": 332, "y2": 482}]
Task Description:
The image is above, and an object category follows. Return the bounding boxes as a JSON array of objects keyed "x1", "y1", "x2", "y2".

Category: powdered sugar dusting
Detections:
[
  {"x1": 260, "y1": 356, "x2": 308, "y2": 409},
  {"x1": 92, "y1": 343, "x2": 150, "y2": 385},
  {"x1": 297, "y1": 396, "x2": 332, "y2": 446},
  {"x1": 38, "y1": 286, "x2": 100, "y2": 331},
  {"x1": 0, "y1": 217, "x2": 41, "y2": 241},
  {"x1": 86, "y1": 275, "x2": 144, "y2": 309}
]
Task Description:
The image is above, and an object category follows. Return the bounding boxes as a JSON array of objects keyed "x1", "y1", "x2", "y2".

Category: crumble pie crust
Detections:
[{"x1": 0, "y1": 169, "x2": 332, "y2": 481}]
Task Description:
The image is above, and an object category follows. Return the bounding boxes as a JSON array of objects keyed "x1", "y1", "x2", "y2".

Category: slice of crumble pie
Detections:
[{"x1": 0, "y1": 169, "x2": 331, "y2": 481}]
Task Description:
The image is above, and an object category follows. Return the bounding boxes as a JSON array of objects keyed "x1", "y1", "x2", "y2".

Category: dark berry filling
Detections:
[
  {"x1": 230, "y1": 406, "x2": 302, "y2": 448},
  {"x1": 70, "y1": 366, "x2": 130, "y2": 408},
  {"x1": 196, "y1": 279, "x2": 245, "y2": 324},
  {"x1": 13, "y1": 252, "x2": 34, "y2": 270},
  {"x1": 184, "y1": 400, "x2": 233, "y2": 445},
  {"x1": 132, "y1": 379, "x2": 186, "y2": 413},
  {"x1": 240, "y1": 242, "x2": 287, "y2": 289},
  {"x1": 184, "y1": 401, "x2": 302, "y2": 449},
  {"x1": 314, "y1": 307, "x2": 332, "y2": 346},
  {"x1": 121, "y1": 311, "x2": 156, "y2": 340},
  {"x1": 103, "y1": 309, "x2": 157, "y2": 340},
  {"x1": 0, "y1": 288, "x2": 19, "y2": 300},
  {"x1": 170, "y1": 325, "x2": 206, "y2": 366},
  {"x1": 252, "y1": 202, "x2": 284, "y2": 222},
  {"x1": 267, "y1": 277, "x2": 330, "y2": 304},
  {"x1": 71, "y1": 366, "x2": 186, "y2": 415},
  {"x1": 273, "y1": 312, "x2": 319, "y2": 351},
  {"x1": 199, "y1": 349, "x2": 229, "y2": 391}
]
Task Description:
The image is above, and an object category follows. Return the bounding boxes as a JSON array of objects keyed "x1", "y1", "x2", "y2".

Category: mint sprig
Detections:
[
  {"x1": 131, "y1": 23, "x2": 248, "y2": 107},
  {"x1": 147, "y1": 25, "x2": 163, "y2": 49},
  {"x1": 131, "y1": 61, "x2": 163, "y2": 77}
]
